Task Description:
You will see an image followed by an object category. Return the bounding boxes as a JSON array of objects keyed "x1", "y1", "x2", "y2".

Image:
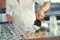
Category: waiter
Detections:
[{"x1": 6, "y1": 0, "x2": 50, "y2": 33}]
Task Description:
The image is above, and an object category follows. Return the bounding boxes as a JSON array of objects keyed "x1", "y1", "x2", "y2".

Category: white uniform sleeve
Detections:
[
  {"x1": 6, "y1": 0, "x2": 18, "y2": 16},
  {"x1": 34, "y1": 0, "x2": 49, "y2": 6},
  {"x1": 6, "y1": 0, "x2": 26, "y2": 34},
  {"x1": 6, "y1": 4, "x2": 13, "y2": 16}
]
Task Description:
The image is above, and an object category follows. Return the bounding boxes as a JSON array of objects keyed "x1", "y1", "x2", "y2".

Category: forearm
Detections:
[
  {"x1": 36, "y1": 2, "x2": 50, "y2": 19},
  {"x1": 39, "y1": 2, "x2": 50, "y2": 12}
]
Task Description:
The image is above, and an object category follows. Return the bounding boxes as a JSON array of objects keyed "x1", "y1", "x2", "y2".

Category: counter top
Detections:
[{"x1": 24, "y1": 36, "x2": 60, "y2": 40}]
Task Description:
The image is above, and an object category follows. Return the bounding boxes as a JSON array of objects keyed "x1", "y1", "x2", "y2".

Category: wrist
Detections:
[
  {"x1": 40, "y1": 7, "x2": 45, "y2": 12},
  {"x1": 39, "y1": 9, "x2": 44, "y2": 14}
]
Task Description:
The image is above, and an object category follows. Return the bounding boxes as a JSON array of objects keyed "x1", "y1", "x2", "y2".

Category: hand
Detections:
[
  {"x1": 36, "y1": 10, "x2": 45, "y2": 19},
  {"x1": 6, "y1": 14, "x2": 14, "y2": 22}
]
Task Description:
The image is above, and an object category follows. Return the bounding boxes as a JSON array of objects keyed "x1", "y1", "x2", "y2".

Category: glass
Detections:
[{"x1": 49, "y1": 15, "x2": 58, "y2": 36}]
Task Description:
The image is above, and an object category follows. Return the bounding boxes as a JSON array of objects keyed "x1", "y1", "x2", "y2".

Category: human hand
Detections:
[
  {"x1": 6, "y1": 14, "x2": 14, "y2": 22},
  {"x1": 36, "y1": 10, "x2": 45, "y2": 20}
]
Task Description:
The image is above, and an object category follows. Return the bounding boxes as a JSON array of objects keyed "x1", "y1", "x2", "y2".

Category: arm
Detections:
[
  {"x1": 39, "y1": 2, "x2": 50, "y2": 12},
  {"x1": 36, "y1": 2, "x2": 50, "y2": 19},
  {"x1": 6, "y1": 3, "x2": 14, "y2": 22},
  {"x1": 6, "y1": 0, "x2": 21, "y2": 22}
]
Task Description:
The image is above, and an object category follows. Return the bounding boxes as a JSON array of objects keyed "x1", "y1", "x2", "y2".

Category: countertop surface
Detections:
[{"x1": 24, "y1": 36, "x2": 60, "y2": 40}]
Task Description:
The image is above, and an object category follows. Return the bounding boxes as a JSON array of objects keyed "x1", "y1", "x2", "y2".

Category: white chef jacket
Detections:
[{"x1": 6, "y1": 0, "x2": 49, "y2": 33}]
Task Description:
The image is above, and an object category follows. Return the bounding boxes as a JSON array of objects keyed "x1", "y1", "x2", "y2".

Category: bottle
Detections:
[{"x1": 49, "y1": 15, "x2": 58, "y2": 36}]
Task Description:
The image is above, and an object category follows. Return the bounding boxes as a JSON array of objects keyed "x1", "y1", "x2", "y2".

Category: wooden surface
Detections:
[
  {"x1": 0, "y1": 0, "x2": 6, "y2": 8},
  {"x1": 24, "y1": 36, "x2": 60, "y2": 40}
]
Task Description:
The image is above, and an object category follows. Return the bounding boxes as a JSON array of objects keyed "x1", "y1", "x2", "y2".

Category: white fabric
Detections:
[{"x1": 6, "y1": 0, "x2": 49, "y2": 32}]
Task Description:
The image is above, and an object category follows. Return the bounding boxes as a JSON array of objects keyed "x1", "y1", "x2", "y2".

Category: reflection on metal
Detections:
[{"x1": 0, "y1": 23, "x2": 24, "y2": 40}]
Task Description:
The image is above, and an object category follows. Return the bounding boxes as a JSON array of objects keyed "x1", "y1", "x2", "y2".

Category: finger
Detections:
[{"x1": 38, "y1": 15, "x2": 44, "y2": 19}]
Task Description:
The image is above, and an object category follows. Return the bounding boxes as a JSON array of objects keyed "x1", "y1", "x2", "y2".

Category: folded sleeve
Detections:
[
  {"x1": 6, "y1": 0, "x2": 16, "y2": 16},
  {"x1": 34, "y1": 0, "x2": 49, "y2": 6}
]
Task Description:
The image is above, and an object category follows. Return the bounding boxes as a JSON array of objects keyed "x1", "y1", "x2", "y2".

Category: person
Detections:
[{"x1": 6, "y1": 0, "x2": 50, "y2": 34}]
